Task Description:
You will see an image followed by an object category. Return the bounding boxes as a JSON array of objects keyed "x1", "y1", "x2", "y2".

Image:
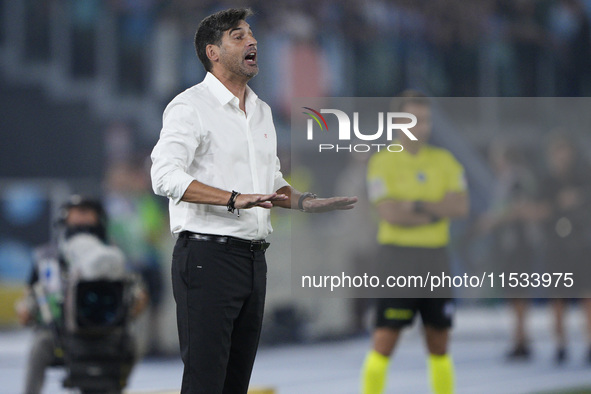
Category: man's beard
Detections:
[{"x1": 219, "y1": 51, "x2": 258, "y2": 79}]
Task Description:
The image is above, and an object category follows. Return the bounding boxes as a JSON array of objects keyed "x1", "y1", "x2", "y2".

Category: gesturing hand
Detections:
[
  {"x1": 302, "y1": 196, "x2": 358, "y2": 213},
  {"x1": 234, "y1": 193, "x2": 288, "y2": 209}
]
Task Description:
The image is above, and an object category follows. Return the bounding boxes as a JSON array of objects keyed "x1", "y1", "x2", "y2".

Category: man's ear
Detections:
[{"x1": 206, "y1": 44, "x2": 220, "y2": 65}]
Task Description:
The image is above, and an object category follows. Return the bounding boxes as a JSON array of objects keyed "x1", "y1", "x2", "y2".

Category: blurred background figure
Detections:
[
  {"x1": 104, "y1": 158, "x2": 167, "y2": 357},
  {"x1": 362, "y1": 91, "x2": 469, "y2": 394},
  {"x1": 539, "y1": 132, "x2": 591, "y2": 364},
  {"x1": 476, "y1": 143, "x2": 544, "y2": 360},
  {"x1": 548, "y1": 0, "x2": 591, "y2": 96},
  {"x1": 15, "y1": 195, "x2": 148, "y2": 394}
]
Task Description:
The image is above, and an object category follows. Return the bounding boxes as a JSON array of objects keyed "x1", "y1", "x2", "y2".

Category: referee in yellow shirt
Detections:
[{"x1": 361, "y1": 91, "x2": 469, "y2": 394}]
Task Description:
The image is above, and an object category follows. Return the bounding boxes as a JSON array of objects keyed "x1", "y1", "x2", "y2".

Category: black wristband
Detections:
[
  {"x1": 298, "y1": 192, "x2": 317, "y2": 211},
  {"x1": 227, "y1": 190, "x2": 241, "y2": 216}
]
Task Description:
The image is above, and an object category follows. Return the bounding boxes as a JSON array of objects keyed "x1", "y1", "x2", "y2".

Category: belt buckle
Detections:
[
  {"x1": 250, "y1": 240, "x2": 266, "y2": 252},
  {"x1": 249, "y1": 242, "x2": 258, "y2": 252}
]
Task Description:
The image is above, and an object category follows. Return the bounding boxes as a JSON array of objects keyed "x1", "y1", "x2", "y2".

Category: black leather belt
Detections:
[{"x1": 180, "y1": 232, "x2": 270, "y2": 252}]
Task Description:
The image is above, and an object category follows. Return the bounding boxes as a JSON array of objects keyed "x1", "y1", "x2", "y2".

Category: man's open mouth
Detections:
[{"x1": 245, "y1": 51, "x2": 257, "y2": 65}]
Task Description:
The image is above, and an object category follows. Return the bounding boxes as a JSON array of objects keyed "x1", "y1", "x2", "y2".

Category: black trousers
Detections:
[{"x1": 171, "y1": 236, "x2": 267, "y2": 394}]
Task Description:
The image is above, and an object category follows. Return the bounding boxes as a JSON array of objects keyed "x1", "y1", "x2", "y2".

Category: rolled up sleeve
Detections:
[
  {"x1": 273, "y1": 156, "x2": 290, "y2": 192},
  {"x1": 150, "y1": 99, "x2": 201, "y2": 205}
]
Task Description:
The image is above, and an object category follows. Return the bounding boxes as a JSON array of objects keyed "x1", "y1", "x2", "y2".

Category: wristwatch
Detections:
[
  {"x1": 298, "y1": 192, "x2": 317, "y2": 212},
  {"x1": 413, "y1": 200, "x2": 426, "y2": 213}
]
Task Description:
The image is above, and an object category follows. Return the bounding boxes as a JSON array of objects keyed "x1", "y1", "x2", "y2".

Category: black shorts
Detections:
[{"x1": 375, "y1": 297, "x2": 454, "y2": 329}]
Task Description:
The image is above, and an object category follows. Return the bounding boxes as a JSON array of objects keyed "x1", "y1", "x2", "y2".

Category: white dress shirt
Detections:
[{"x1": 151, "y1": 72, "x2": 290, "y2": 240}]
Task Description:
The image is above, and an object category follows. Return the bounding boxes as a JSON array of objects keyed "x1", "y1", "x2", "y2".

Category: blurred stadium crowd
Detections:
[{"x1": 11, "y1": 0, "x2": 591, "y2": 105}]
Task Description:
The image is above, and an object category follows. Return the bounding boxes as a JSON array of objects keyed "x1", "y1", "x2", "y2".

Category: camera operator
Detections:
[{"x1": 15, "y1": 195, "x2": 148, "y2": 394}]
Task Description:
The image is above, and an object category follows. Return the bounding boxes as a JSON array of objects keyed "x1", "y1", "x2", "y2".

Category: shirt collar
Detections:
[{"x1": 203, "y1": 72, "x2": 258, "y2": 108}]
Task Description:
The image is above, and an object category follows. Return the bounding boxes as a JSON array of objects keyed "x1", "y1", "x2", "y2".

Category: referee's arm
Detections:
[
  {"x1": 376, "y1": 192, "x2": 469, "y2": 227},
  {"x1": 375, "y1": 199, "x2": 439, "y2": 227},
  {"x1": 420, "y1": 191, "x2": 469, "y2": 219}
]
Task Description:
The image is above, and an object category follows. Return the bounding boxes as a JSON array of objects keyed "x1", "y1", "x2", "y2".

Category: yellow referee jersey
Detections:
[{"x1": 367, "y1": 144, "x2": 466, "y2": 248}]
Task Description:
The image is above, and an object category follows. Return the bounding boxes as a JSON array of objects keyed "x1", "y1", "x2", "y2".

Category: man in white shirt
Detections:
[{"x1": 150, "y1": 8, "x2": 357, "y2": 394}]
